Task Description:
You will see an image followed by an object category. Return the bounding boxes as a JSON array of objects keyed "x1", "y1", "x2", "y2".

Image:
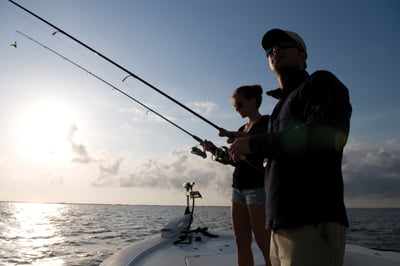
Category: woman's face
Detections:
[{"x1": 231, "y1": 95, "x2": 255, "y2": 118}]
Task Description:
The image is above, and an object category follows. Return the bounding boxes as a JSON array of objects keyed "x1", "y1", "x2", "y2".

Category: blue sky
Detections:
[{"x1": 0, "y1": 0, "x2": 399, "y2": 207}]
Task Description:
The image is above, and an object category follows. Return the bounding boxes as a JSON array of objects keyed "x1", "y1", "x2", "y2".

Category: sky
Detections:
[{"x1": 0, "y1": 0, "x2": 399, "y2": 207}]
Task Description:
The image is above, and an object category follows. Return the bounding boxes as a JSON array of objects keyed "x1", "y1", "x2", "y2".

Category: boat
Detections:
[{"x1": 100, "y1": 182, "x2": 400, "y2": 266}]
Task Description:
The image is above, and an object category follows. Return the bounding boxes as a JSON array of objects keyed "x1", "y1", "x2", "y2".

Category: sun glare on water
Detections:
[
  {"x1": 4, "y1": 202, "x2": 66, "y2": 265},
  {"x1": 16, "y1": 102, "x2": 76, "y2": 161}
]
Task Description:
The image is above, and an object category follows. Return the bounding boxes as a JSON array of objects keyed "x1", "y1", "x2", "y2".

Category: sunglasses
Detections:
[{"x1": 265, "y1": 42, "x2": 300, "y2": 57}]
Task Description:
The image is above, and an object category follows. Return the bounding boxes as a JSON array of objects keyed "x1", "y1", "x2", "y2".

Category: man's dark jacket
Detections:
[{"x1": 249, "y1": 70, "x2": 352, "y2": 229}]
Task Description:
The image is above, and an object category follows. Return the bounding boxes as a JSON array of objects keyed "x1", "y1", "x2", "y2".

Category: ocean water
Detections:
[{"x1": 0, "y1": 202, "x2": 399, "y2": 266}]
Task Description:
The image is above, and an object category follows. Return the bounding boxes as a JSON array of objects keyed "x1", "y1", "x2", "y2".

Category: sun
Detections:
[{"x1": 16, "y1": 102, "x2": 76, "y2": 161}]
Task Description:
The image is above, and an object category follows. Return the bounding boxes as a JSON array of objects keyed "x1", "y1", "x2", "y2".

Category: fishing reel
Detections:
[
  {"x1": 191, "y1": 143, "x2": 231, "y2": 165},
  {"x1": 213, "y1": 146, "x2": 231, "y2": 165},
  {"x1": 191, "y1": 146, "x2": 207, "y2": 158}
]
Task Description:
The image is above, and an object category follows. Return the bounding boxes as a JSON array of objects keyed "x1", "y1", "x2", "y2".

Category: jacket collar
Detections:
[{"x1": 267, "y1": 70, "x2": 309, "y2": 99}]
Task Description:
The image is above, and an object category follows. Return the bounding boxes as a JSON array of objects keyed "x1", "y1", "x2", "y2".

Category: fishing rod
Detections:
[
  {"x1": 15, "y1": 30, "x2": 208, "y2": 158},
  {"x1": 8, "y1": 0, "x2": 223, "y2": 132},
  {"x1": 16, "y1": 31, "x2": 264, "y2": 172}
]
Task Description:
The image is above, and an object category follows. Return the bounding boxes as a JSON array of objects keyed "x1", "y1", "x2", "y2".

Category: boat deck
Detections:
[{"x1": 101, "y1": 230, "x2": 400, "y2": 266}]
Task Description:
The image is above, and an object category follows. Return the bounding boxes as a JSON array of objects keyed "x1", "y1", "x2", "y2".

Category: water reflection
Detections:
[{"x1": 2, "y1": 202, "x2": 65, "y2": 265}]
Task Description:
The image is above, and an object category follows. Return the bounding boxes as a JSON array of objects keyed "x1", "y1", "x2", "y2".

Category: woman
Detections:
[{"x1": 205, "y1": 85, "x2": 271, "y2": 266}]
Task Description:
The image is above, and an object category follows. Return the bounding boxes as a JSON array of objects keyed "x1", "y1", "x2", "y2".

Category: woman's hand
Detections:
[
  {"x1": 203, "y1": 140, "x2": 217, "y2": 153},
  {"x1": 219, "y1": 128, "x2": 248, "y2": 143}
]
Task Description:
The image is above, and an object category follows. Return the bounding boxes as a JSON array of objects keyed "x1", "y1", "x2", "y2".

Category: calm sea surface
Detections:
[{"x1": 0, "y1": 202, "x2": 399, "y2": 265}]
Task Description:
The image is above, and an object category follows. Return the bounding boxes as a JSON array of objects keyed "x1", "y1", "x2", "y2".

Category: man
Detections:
[{"x1": 229, "y1": 29, "x2": 352, "y2": 266}]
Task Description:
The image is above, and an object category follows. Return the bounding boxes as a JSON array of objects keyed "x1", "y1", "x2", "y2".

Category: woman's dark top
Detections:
[{"x1": 232, "y1": 115, "x2": 269, "y2": 189}]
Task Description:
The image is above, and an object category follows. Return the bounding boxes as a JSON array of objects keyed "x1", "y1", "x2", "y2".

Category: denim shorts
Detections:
[{"x1": 231, "y1": 187, "x2": 266, "y2": 205}]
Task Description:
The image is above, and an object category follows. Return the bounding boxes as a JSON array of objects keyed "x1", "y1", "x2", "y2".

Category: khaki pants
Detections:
[{"x1": 270, "y1": 222, "x2": 346, "y2": 266}]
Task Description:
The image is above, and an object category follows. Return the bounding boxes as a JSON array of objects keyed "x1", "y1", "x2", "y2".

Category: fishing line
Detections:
[
  {"x1": 8, "y1": 0, "x2": 223, "y2": 132},
  {"x1": 10, "y1": 3, "x2": 263, "y2": 172},
  {"x1": 2, "y1": 0, "x2": 139, "y2": 97},
  {"x1": 16, "y1": 30, "x2": 264, "y2": 173},
  {"x1": 15, "y1": 30, "x2": 206, "y2": 149}
]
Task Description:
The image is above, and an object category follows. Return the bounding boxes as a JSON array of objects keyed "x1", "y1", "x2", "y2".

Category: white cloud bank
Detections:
[
  {"x1": 343, "y1": 138, "x2": 400, "y2": 207},
  {"x1": 65, "y1": 123, "x2": 400, "y2": 208}
]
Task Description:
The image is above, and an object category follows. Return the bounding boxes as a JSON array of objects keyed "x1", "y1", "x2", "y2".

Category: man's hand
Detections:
[{"x1": 229, "y1": 136, "x2": 251, "y2": 162}]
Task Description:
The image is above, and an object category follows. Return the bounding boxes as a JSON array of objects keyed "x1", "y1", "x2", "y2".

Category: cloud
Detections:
[
  {"x1": 118, "y1": 105, "x2": 177, "y2": 126},
  {"x1": 92, "y1": 158, "x2": 124, "y2": 187},
  {"x1": 92, "y1": 148, "x2": 233, "y2": 194},
  {"x1": 343, "y1": 138, "x2": 400, "y2": 200},
  {"x1": 87, "y1": 132, "x2": 400, "y2": 207},
  {"x1": 99, "y1": 158, "x2": 123, "y2": 175},
  {"x1": 67, "y1": 124, "x2": 92, "y2": 163},
  {"x1": 41, "y1": 171, "x2": 64, "y2": 186},
  {"x1": 66, "y1": 124, "x2": 126, "y2": 187},
  {"x1": 187, "y1": 101, "x2": 218, "y2": 115},
  {"x1": 118, "y1": 106, "x2": 150, "y2": 119}
]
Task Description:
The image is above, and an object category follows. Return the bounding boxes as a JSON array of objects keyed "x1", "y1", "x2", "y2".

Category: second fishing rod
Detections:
[
  {"x1": 15, "y1": 30, "x2": 218, "y2": 160},
  {"x1": 8, "y1": 0, "x2": 223, "y2": 132},
  {"x1": 16, "y1": 29, "x2": 263, "y2": 172}
]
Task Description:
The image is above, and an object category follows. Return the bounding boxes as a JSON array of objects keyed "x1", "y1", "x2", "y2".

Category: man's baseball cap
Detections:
[{"x1": 261, "y1": 29, "x2": 307, "y2": 53}]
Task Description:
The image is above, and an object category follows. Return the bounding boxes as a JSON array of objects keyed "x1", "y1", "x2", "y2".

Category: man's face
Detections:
[{"x1": 266, "y1": 43, "x2": 307, "y2": 73}]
